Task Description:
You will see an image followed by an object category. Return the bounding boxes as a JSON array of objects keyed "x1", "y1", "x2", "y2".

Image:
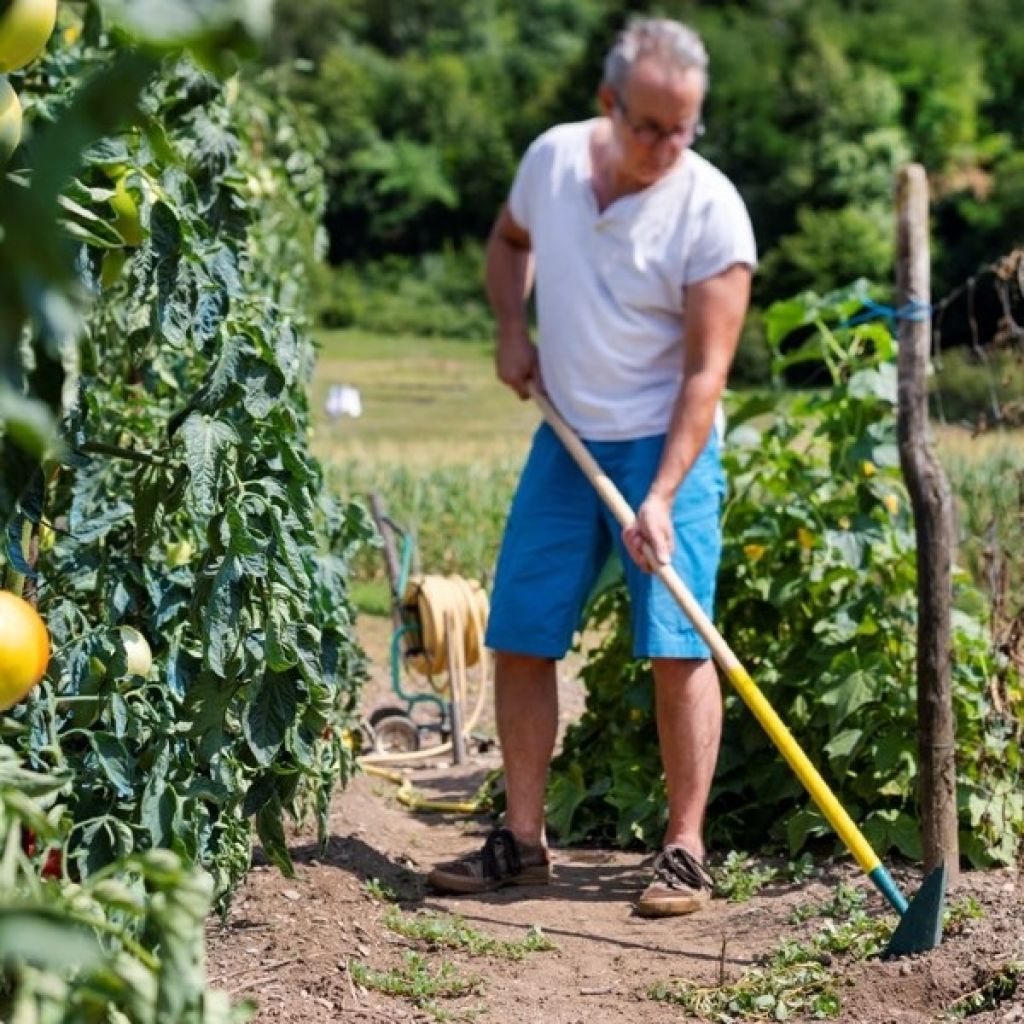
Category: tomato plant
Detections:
[{"x1": 0, "y1": 26, "x2": 370, "y2": 892}]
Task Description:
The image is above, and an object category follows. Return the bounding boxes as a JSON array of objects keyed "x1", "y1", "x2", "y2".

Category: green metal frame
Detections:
[{"x1": 389, "y1": 530, "x2": 445, "y2": 719}]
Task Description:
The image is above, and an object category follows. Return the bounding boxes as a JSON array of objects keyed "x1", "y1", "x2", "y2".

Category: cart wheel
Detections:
[{"x1": 371, "y1": 712, "x2": 421, "y2": 755}]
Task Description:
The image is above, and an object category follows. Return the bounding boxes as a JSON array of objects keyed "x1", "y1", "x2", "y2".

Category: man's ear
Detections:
[{"x1": 597, "y1": 83, "x2": 616, "y2": 118}]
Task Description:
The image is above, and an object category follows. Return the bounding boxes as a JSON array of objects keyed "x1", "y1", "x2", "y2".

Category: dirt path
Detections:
[{"x1": 206, "y1": 621, "x2": 1023, "y2": 1023}]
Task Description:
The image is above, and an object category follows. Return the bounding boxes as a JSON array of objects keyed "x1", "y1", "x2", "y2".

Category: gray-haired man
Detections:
[{"x1": 428, "y1": 16, "x2": 755, "y2": 916}]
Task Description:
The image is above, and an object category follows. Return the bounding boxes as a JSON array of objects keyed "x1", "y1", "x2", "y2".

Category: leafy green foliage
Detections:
[
  {"x1": 946, "y1": 961, "x2": 1021, "y2": 1019},
  {"x1": 2, "y1": 11, "x2": 368, "y2": 895},
  {"x1": 713, "y1": 851, "x2": 780, "y2": 903},
  {"x1": 549, "y1": 284, "x2": 1023, "y2": 865},
  {"x1": 0, "y1": 747, "x2": 251, "y2": 1022},
  {"x1": 261, "y1": 0, "x2": 1024, "y2": 331}
]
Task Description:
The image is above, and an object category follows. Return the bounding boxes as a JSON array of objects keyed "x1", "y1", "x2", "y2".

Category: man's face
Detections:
[{"x1": 600, "y1": 59, "x2": 705, "y2": 187}]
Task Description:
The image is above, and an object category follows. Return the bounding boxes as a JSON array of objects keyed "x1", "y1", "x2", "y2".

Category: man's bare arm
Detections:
[
  {"x1": 623, "y1": 262, "x2": 752, "y2": 568},
  {"x1": 486, "y1": 204, "x2": 537, "y2": 399}
]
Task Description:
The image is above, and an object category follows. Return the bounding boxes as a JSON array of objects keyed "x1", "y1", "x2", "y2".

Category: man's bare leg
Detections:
[
  {"x1": 494, "y1": 651, "x2": 559, "y2": 848},
  {"x1": 426, "y1": 651, "x2": 556, "y2": 892},
  {"x1": 651, "y1": 657, "x2": 722, "y2": 859},
  {"x1": 634, "y1": 657, "x2": 721, "y2": 915}
]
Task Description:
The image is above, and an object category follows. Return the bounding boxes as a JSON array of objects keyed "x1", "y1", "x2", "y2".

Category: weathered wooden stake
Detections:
[{"x1": 895, "y1": 164, "x2": 960, "y2": 882}]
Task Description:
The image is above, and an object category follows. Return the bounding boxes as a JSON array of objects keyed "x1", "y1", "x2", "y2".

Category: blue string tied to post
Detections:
[{"x1": 844, "y1": 297, "x2": 932, "y2": 328}]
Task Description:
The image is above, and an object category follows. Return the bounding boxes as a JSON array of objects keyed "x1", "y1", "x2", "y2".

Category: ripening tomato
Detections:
[
  {"x1": 0, "y1": 0, "x2": 58, "y2": 74},
  {"x1": 0, "y1": 590, "x2": 49, "y2": 711},
  {"x1": 0, "y1": 75, "x2": 21, "y2": 164},
  {"x1": 119, "y1": 625, "x2": 152, "y2": 678}
]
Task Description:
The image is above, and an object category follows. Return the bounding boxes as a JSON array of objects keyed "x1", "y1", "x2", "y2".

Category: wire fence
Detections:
[{"x1": 931, "y1": 247, "x2": 1024, "y2": 428}]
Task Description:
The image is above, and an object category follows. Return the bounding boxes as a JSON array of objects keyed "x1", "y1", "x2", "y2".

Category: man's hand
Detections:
[
  {"x1": 496, "y1": 323, "x2": 538, "y2": 400},
  {"x1": 622, "y1": 491, "x2": 674, "y2": 572}
]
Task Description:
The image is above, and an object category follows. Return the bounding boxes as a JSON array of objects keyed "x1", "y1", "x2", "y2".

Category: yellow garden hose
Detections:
[{"x1": 360, "y1": 763, "x2": 489, "y2": 814}]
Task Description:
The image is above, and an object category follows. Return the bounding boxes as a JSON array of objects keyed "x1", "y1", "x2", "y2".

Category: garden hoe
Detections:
[{"x1": 529, "y1": 384, "x2": 947, "y2": 958}]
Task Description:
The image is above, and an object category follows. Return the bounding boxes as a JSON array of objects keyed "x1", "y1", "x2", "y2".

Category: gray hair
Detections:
[{"x1": 603, "y1": 17, "x2": 709, "y2": 95}]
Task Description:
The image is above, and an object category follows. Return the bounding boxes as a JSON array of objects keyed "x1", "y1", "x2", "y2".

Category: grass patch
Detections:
[
  {"x1": 383, "y1": 907, "x2": 556, "y2": 961},
  {"x1": 331, "y1": 457, "x2": 521, "y2": 585},
  {"x1": 937, "y1": 425, "x2": 1024, "y2": 618},
  {"x1": 311, "y1": 329, "x2": 537, "y2": 456},
  {"x1": 653, "y1": 883, "x2": 891, "y2": 1020},
  {"x1": 350, "y1": 951, "x2": 481, "y2": 1020},
  {"x1": 350, "y1": 578, "x2": 392, "y2": 617}
]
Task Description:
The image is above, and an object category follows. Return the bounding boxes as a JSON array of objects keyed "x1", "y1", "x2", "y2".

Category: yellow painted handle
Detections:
[{"x1": 530, "y1": 384, "x2": 882, "y2": 875}]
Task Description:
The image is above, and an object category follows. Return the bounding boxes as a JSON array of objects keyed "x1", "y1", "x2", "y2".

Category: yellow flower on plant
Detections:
[
  {"x1": 743, "y1": 543, "x2": 767, "y2": 562},
  {"x1": 797, "y1": 527, "x2": 814, "y2": 550},
  {"x1": 861, "y1": 460, "x2": 877, "y2": 477},
  {"x1": 839, "y1": 516, "x2": 851, "y2": 530},
  {"x1": 883, "y1": 494, "x2": 899, "y2": 515}
]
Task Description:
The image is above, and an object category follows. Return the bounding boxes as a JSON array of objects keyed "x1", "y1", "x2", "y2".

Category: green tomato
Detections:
[
  {"x1": 119, "y1": 626, "x2": 152, "y2": 678},
  {"x1": 109, "y1": 176, "x2": 145, "y2": 247},
  {"x1": 0, "y1": 0, "x2": 57, "y2": 74},
  {"x1": 99, "y1": 249, "x2": 128, "y2": 289},
  {"x1": 0, "y1": 75, "x2": 21, "y2": 165}
]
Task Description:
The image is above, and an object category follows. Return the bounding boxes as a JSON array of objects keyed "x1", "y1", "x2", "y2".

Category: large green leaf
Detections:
[
  {"x1": 243, "y1": 672, "x2": 298, "y2": 766},
  {"x1": 181, "y1": 413, "x2": 238, "y2": 519}
]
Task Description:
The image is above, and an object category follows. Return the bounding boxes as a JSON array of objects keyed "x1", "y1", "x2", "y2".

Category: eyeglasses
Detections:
[{"x1": 613, "y1": 94, "x2": 704, "y2": 147}]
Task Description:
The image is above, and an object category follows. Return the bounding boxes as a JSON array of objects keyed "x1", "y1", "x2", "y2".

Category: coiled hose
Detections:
[{"x1": 357, "y1": 573, "x2": 491, "y2": 768}]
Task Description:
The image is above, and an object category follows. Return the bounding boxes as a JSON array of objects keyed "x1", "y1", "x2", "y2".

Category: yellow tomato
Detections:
[
  {"x1": 0, "y1": 591, "x2": 49, "y2": 711},
  {"x1": 0, "y1": 75, "x2": 21, "y2": 164},
  {"x1": 0, "y1": 0, "x2": 57, "y2": 74}
]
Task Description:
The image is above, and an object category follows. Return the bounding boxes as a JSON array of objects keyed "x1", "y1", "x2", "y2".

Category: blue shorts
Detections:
[{"x1": 485, "y1": 423, "x2": 726, "y2": 660}]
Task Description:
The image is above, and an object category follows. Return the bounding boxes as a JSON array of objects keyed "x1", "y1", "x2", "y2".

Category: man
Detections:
[{"x1": 428, "y1": 17, "x2": 755, "y2": 916}]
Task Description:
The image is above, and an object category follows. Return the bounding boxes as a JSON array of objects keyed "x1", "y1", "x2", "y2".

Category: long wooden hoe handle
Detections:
[{"x1": 528, "y1": 382, "x2": 909, "y2": 914}]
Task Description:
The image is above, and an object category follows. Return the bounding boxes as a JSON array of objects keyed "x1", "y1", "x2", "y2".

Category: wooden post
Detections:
[{"x1": 895, "y1": 164, "x2": 960, "y2": 882}]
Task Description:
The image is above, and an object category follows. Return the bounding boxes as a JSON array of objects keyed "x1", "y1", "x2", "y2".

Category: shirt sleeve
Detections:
[
  {"x1": 506, "y1": 134, "x2": 548, "y2": 233},
  {"x1": 682, "y1": 179, "x2": 758, "y2": 285}
]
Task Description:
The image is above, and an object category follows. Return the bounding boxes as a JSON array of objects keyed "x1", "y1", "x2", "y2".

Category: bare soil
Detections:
[{"x1": 206, "y1": 618, "x2": 1024, "y2": 1024}]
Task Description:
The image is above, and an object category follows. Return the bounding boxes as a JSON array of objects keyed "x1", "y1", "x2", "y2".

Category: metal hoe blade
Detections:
[{"x1": 883, "y1": 863, "x2": 947, "y2": 958}]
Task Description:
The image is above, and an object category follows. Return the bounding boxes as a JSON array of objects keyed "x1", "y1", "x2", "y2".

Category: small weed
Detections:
[
  {"x1": 786, "y1": 853, "x2": 816, "y2": 883},
  {"x1": 384, "y1": 907, "x2": 556, "y2": 960},
  {"x1": 651, "y1": 940, "x2": 839, "y2": 1021},
  {"x1": 946, "y1": 961, "x2": 1021, "y2": 1019},
  {"x1": 714, "y1": 851, "x2": 780, "y2": 902},
  {"x1": 942, "y1": 895, "x2": 984, "y2": 937},
  {"x1": 350, "y1": 950, "x2": 481, "y2": 1020},
  {"x1": 363, "y1": 877, "x2": 398, "y2": 903},
  {"x1": 787, "y1": 881, "x2": 871, "y2": 927},
  {"x1": 653, "y1": 883, "x2": 892, "y2": 1020}
]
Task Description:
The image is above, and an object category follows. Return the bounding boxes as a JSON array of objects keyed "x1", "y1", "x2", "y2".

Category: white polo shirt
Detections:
[{"x1": 508, "y1": 119, "x2": 757, "y2": 441}]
